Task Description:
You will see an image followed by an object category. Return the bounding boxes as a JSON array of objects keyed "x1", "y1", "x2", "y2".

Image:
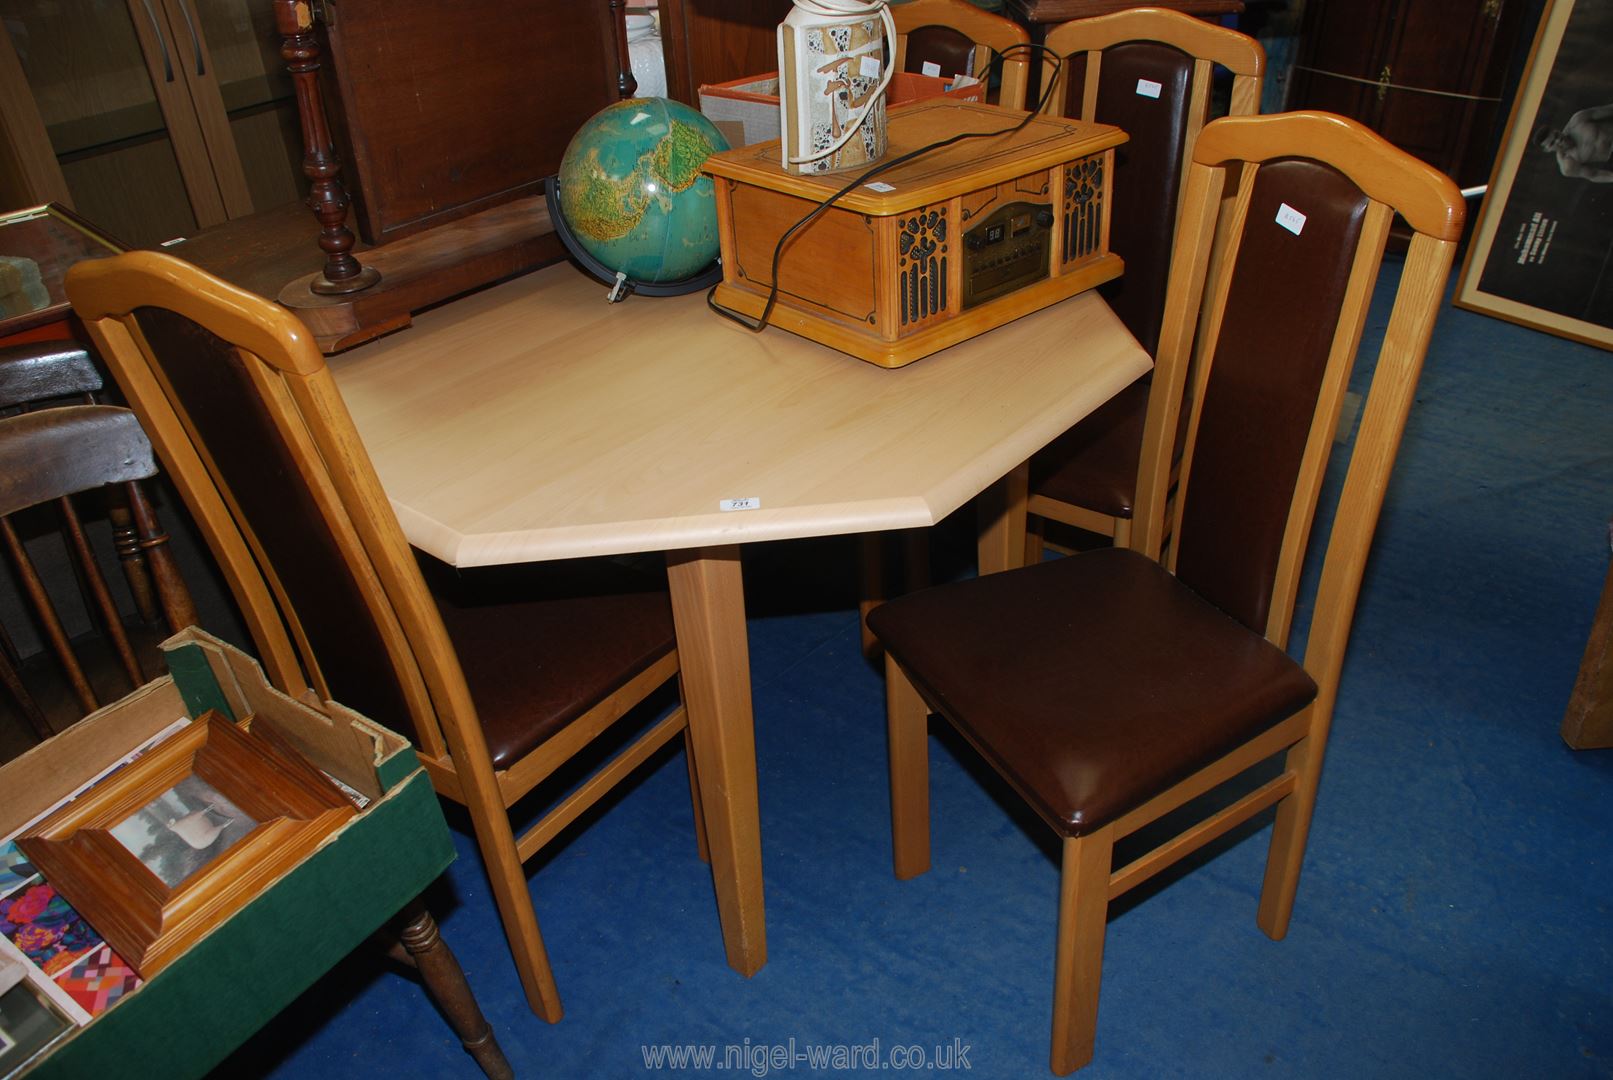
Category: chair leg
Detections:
[
  {"x1": 465, "y1": 798, "x2": 565, "y2": 1021},
  {"x1": 1025, "y1": 514, "x2": 1046, "y2": 566},
  {"x1": 901, "y1": 528, "x2": 930, "y2": 593},
  {"x1": 859, "y1": 533, "x2": 886, "y2": 659},
  {"x1": 1111, "y1": 514, "x2": 1132, "y2": 550},
  {"x1": 885, "y1": 654, "x2": 931, "y2": 879},
  {"x1": 684, "y1": 727, "x2": 711, "y2": 864},
  {"x1": 1257, "y1": 734, "x2": 1323, "y2": 940},
  {"x1": 393, "y1": 897, "x2": 515, "y2": 1080},
  {"x1": 1051, "y1": 829, "x2": 1114, "y2": 1075}
]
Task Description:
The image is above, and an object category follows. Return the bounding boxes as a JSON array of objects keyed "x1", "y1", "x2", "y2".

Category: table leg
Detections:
[
  {"x1": 977, "y1": 461, "x2": 1030, "y2": 576},
  {"x1": 665, "y1": 546, "x2": 767, "y2": 977}
]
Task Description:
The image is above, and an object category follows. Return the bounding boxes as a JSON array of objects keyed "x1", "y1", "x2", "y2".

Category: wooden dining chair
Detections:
[
  {"x1": 867, "y1": 111, "x2": 1465, "y2": 1073},
  {"x1": 859, "y1": 10, "x2": 1260, "y2": 655},
  {"x1": 1024, "y1": 8, "x2": 1263, "y2": 557},
  {"x1": 64, "y1": 251, "x2": 709, "y2": 1024},
  {"x1": 891, "y1": 0, "x2": 1033, "y2": 109},
  {"x1": 0, "y1": 404, "x2": 197, "y2": 740}
]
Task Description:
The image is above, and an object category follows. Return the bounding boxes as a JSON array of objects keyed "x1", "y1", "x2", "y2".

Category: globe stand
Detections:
[{"x1": 543, "y1": 175, "x2": 723, "y2": 301}]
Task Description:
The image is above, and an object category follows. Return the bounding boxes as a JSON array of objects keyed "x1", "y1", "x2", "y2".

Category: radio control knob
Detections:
[
  {"x1": 966, "y1": 233, "x2": 986, "y2": 252},
  {"x1": 1035, "y1": 208, "x2": 1055, "y2": 229}
]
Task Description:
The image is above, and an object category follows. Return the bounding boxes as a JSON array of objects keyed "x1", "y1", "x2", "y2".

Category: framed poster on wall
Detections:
[{"x1": 1455, "y1": 0, "x2": 1613, "y2": 350}]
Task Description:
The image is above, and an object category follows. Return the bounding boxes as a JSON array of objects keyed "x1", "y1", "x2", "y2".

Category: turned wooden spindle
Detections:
[
  {"x1": 609, "y1": 0, "x2": 638, "y2": 98},
  {"x1": 274, "y1": 0, "x2": 380, "y2": 295}
]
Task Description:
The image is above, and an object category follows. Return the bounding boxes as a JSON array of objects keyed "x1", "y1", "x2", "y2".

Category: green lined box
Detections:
[{"x1": 2, "y1": 629, "x2": 454, "y2": 1079}]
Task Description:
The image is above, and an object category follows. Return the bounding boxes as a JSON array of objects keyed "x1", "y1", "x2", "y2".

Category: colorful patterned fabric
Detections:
[
  {"x1": 0, "y1": 881, "x2": 102, "y2": 976},
  {"x1": 52, "y1": 944, "x2": 140, "y2": 1016}
]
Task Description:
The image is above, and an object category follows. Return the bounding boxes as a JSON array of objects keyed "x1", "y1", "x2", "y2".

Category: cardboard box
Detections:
[
  {"x1": 2, "y1": 629, "x2": 455, "y2": 1079},
  {"x1": 699, "y1": 70, "x2": 986, "y2": 148}
]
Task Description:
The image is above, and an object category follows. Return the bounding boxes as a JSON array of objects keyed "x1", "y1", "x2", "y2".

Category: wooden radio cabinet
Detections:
[{"x1": 704, "y1": 99, "x2": 1126, "y2": 367}]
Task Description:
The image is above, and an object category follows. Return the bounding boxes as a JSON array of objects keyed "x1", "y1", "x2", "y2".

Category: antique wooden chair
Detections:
[
  {"x1": 1024, "y1": 8, "x2": 1263, "y2": 556},
  {"x1": 891, "y1": 0, "x2": 1033, "y2": 109},
  {"x1": 65, "y1": 252, "x2": 708, "y2": 1024},
  {"x1": 0, "y1": 404, "x2": 197, "y2": 740},
  {"x1": 867, "y1": 112, "x2": 1464, "y2": 1073}
]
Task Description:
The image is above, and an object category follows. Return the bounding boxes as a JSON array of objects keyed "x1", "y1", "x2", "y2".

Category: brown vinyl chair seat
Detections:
[
  {"x1": 868, "y1": 548, "x2": 1317, "y2": 834},
  {"x1": 424, "y1": 559, "x2": 675, "y2": 769}
]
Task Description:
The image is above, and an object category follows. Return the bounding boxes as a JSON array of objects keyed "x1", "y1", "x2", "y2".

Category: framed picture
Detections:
[
  {"x1": 14, "y1": 714, "x2": 355, "y2": 977},
  {"x1": 1454, "y1": 0, "x2": 1613, "y2": 349}
]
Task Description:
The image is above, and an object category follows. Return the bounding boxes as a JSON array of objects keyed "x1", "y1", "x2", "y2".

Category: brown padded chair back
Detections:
[
  {"x1": 903, "y1": 24, "x2": 977, "y2": 83},
  {"x1": 62, "y1": 254, "x2": 467, "y2": 770},
  {"x1": 1169, "y1": 158, "x2": 1368, "y2": 632},
  {"x1": 1132, "y1": 112, "x2": 1466, "y2": 664},
  {"x1": 1044, "y1": 9, "x2": 1264, "y2": 356},
  {"x1": 127, "y1": 307, "x2": 419, "y2": 742},
  {"x1": 1083, "y1": 40, "x2": 1195, "y2": 355}
]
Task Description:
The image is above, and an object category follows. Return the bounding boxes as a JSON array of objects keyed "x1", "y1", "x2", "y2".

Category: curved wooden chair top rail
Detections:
[
  {"x1": 1194, "y1": 111, "x2": 1466, "y2": 240},
  {"x1": 1042, "y1": 5, "x2": 1265, "y2": 73}
]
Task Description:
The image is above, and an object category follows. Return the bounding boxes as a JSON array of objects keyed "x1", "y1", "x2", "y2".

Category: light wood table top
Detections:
[
  {"x1": 327, "y1": 261, "x2": 1151, "y2": 567},
  {"x1": 326, "y1": 257, "x2": 1149, "y2": 985}
]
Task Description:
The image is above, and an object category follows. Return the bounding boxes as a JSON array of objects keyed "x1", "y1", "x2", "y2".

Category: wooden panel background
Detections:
[
  {"x1": 319, "y1": 0, "x2": 627, "y2": 245},
  {"x1": 659, "y1": 0, "x2": 795, "y2": 105}
]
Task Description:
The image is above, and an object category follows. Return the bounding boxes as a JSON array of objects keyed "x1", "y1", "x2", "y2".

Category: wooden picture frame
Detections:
[
  {"x1": 14, "y1": 713, "x2": 355, "y2": 977},
  {"x1": 1454, "y1": 0, "x2": 1613, "y2": 349}
]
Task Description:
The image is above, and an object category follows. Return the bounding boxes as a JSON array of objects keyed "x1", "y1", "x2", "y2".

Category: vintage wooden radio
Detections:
[{"x1": 702, "y1": 98, "x2": 1126, "y2": 368}]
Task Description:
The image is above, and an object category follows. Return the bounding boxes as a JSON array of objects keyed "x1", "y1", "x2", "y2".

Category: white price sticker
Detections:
[
  {"x1": 921, "y1": 61, "x2": 942, "y2": 78},
  {"x1": 720, "y1": 497, "x2": 762, "y2": 512},
  {"x1": 865, "y1": 181, "x2": 896, "y2": 192},
  {"x1": 859, "y1": 54, "x2": 881, "y2": 78},
  {"x1": 1275, "y1": 202, "x2": 1307, "y2": 236},
  {"x1": 1136, "y1": 78, "x2": 1163, "y2": 99}
]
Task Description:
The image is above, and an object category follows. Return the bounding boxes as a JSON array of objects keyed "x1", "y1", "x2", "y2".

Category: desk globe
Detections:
[{"x1": 552, "y1": 97, "x2": 729, "y2": 295}]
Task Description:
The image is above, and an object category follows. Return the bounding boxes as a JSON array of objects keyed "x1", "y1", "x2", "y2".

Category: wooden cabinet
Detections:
[
  {"x1": 657, "y1": 0, "x2": 795, "y2": 106},
  {"x1": 1287, "y1": 0, "x2": 1528, "y2": 190},
  {"x1": 0, "y1": 0, "x2": 302, "y2": 248}
]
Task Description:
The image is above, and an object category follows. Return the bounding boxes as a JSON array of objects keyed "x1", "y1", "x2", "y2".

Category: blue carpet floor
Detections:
[{"x1": 222, "y1": 258, "x2": 1613, "y2": 1079}]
